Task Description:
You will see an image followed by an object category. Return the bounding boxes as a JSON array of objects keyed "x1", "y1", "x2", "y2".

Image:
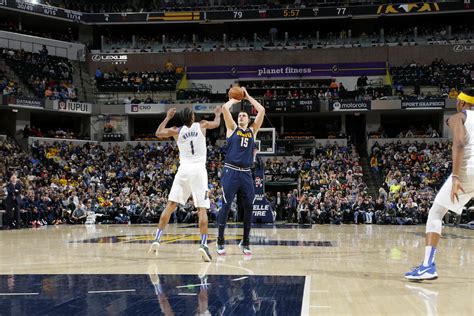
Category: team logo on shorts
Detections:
[{"x1": 255, "y1": 177, "x2": 263, "y2": 188}]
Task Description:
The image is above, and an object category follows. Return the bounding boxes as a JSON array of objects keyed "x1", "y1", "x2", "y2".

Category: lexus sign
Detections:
[
  {"x1": 91, "y1": 54, "x2": 128, "y2": 64},
  {"x1": 452, "y1": 45, "x2": 474, "y2": 53}
]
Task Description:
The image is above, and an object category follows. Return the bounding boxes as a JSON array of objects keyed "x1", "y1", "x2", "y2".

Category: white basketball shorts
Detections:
[
  {"x1": 168, "y1": 163, "x2": 210, "y2": 208},
  {"x1": 434, "y1": 174, "x2": 474, "y2": 215}
]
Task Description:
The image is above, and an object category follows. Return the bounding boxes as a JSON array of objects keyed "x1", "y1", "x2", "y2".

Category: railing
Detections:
[
  {"x1": 0, "y1": 31, "x2": 85, "y2": 61},
  {"x1": 28, "y1": 136, "x2": 176, "y2": 149},
  {"x1": 367, "y1": 137, "x2": 450, "y2": 154}
]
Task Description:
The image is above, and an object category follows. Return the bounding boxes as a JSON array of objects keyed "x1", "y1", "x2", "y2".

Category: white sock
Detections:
[
  {"x1": 155, "y1": 229, "x2": 163, "y2": 242},
  {"x1": 423, "y1": 246, "x2": 436, "y2": 266}
]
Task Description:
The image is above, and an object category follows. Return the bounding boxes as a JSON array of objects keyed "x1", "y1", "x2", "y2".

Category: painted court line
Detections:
[
  {"x1": 231, "y1": 276, "x2": 249, "y2": 281},
  {"x1": 88, "y1": 289, "x2": 136, "y2": 294},
  {"x1": 176, "y1": 283, "x2": 210, "y2": 288},
  {"x1": 301, "y1": 275, "x2": 311, "y2": 316},
  {"x1": 0, "y1": 293, "x2": 39, "y2": 296}
]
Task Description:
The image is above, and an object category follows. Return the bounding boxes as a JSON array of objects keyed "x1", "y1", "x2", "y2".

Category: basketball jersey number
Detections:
[
  {"x1": 241, "y1": 137, "x2": 249, "y2": 148},
  {"x1": 190, "y1": 141, "x2": 195, "y2": 155}
]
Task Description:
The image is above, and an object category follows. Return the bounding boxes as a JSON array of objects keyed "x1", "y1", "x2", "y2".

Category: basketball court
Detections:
[{"x1": 0, "y1": 224, "x2": 472, "y2": 315}]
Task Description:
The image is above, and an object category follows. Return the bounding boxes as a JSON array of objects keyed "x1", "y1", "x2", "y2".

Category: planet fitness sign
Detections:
[{"x1": 187, "y1": 62, "x2": 386, "y2": 79}]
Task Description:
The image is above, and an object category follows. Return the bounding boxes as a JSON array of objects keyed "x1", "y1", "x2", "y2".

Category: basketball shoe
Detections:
[
  {"x1": 148, "y1": 241, "x2": 160, "y2": 256},
  {"x1": 216, "y1": 238, "x2": 226, "y2": 255},
  {"x1": 239, "y1": 240, "x2": 252, "y2": 256},
  {"x1": 404, "y1": 263, "x2": 438, "y2": 281},
  {"x1": 199, "y1": 244, "x2": 212, "y2": 262}
]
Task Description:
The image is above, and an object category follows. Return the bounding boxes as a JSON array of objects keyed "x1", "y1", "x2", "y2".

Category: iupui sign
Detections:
[
  {"x1": 330, "y1": 100, "x2": 371, "y2": 111},
  {"x1": 252, "y1": 158, "x2": 274, "y2": 223},
  {"x1": 54, "y1": 100, "x2": 92, "y2": 114},
  {"x1": 125, "y1": 103, "x2": 165, "y2": 114},
  {"x1": 91, "y1": 54, "x2": 128, "y2": 64}
]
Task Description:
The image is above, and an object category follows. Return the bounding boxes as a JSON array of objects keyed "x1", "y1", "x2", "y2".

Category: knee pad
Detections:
[{"x1": 426, "y1": 203, "x2": 448, "y2": 234}]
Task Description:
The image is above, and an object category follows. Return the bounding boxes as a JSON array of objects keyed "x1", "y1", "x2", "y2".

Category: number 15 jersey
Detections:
[
  {"x1": 224, "y1": 127, "x2": 255, "y2": 169},
  {"x1": 177, "y1": 123, "x2": 206, "y2": 164}
]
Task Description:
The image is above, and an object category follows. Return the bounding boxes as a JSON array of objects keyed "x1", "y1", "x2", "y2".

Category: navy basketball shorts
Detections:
[{"x1": 221, "y1": 167, "x2": 255, "y2": 208}]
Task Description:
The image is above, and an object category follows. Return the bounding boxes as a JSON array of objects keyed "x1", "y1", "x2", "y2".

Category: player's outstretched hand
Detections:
[
  {"x1": 214, "y1": 106, "x2": 223, "y2": 115},
  {"x1": 450, "y1": 177, "x2": 465, "y2": 203},
  {"x1": 241, "y1": 86, "x2": 249, "y2": 99},
  {"x1": 166, "y1": 108, "x2": 177, "y2": 119},
  {"x1": 229, "y1": 98, "x2": 241, "y2": 104}
]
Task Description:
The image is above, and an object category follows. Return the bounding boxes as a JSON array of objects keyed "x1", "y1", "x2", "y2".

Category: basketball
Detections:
[{"x1": 228, "y1": 86, "x2": 245, "y2": 101}]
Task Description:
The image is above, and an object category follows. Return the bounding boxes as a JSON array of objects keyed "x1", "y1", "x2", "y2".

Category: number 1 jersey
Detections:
[{"x1": 177, "y1": 123, "x2": 206, "y2": 164}]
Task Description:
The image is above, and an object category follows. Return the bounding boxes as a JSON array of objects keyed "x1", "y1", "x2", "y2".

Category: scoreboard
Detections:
[{"x1": 0, "y1": 1, "x2": 470, "y2": 24}]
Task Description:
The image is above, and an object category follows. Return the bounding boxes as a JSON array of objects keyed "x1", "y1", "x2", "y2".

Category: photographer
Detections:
[
  {"x1": 71, "y1": 201, "x2": 87, "y2": 224},
  {"x1": 329, "y1": 206, "x2": 342, "y2": 225},
  {"x1": 374, "y1": 197, "x2": 388, "y2": 224},
  {"x1": 297, "y1": 194, "x2": 311, "y2": 224}
]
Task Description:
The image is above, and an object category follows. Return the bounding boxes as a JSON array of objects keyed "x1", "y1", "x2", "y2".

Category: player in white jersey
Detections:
[
  {"x1": 405, "y1": 89, "x2": 474, "y2": 280},
  {"x1": 148, "y1": 106, "x2": 222, "y2": 262}
]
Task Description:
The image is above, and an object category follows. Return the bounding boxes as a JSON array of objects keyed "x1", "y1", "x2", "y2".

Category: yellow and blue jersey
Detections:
[{"x1": 224, "y1": 127, "x2": 255, "y2": 169}]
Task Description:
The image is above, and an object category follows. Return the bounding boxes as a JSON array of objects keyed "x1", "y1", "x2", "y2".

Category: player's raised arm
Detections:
[
  {"x1": 222, "y1": 99, "x2": 239, "y2": 134},
  {"x1": 200, "y1": 106, "x2": 222, "y2": 130},
  {"x1": 155, "y1": 108, "x2": 179, "y2": 139},
  {"x1": 242, "y1": 87, "x2": 265, "y2": 134}
]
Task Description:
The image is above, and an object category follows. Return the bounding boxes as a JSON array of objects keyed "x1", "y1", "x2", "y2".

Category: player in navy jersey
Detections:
[{"x1": 217, "y1": 87, "x2": 265, "y2": 256}]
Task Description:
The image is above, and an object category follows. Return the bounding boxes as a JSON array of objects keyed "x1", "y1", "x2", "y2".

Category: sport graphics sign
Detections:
[
  {"x1": 401, "y1": 99, "x2": 445, "y2": 109},
  {"x1": 54, "y1": 100, "x2": 92, "y2": 114},
  {"x1": 125, "y1": 103, "x2": 165, "y2": 114},
  {"x1": 330, "y1": 100, "x2": 371, "y2": 111},
  {"x1": 252, "y1": 157, "x2": 274, "y2": 223}
]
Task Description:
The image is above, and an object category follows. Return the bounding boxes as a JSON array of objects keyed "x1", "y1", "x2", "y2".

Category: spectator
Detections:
[
  {"x1": 71, "y1": 201, "x2": 87, "y2": 224},
  {"x1": 164, "y1": 59, "x2": 174, "y2": 72},
  {"x1": 95, "y1": 67, "x2": 103, "y2": 86},
  {"x1": 4, "y1": 175, "x2": 22, "y2": 229}
]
